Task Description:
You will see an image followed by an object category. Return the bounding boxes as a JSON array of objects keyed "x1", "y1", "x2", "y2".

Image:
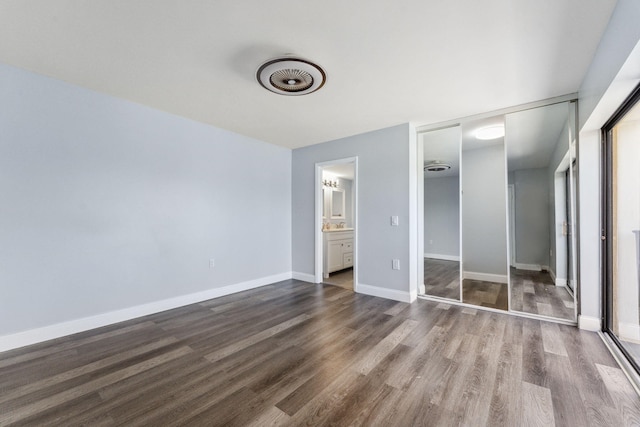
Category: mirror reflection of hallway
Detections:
[
  {"x1": 422, "y1": 126, "x2": 462, "y2": 301},
  {"x1": 460, "y1": 116, "x2": 509, "y2": 311},
  {"x1": 505, "y1": 101, "x2": 577, "y2": 321}
]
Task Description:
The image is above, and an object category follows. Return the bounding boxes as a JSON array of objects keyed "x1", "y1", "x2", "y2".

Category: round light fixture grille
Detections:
[
  {"x1": 424, "y1": 161, "x2": 452, "y2": 172},
  {"x1": 257, "y1": 57, "x2": 326, "y2": 96}
]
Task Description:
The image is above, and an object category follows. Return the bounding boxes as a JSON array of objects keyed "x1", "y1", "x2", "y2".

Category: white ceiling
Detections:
[
  {"x1": 0, "y1": 1, "x2": 617, "y2": 149},
  {"x1": 323, "y1": 164, "x2": 354, "y2": 180},
  {"x1": 505, "y1": 102, "x2": 569, "y2": 171}
]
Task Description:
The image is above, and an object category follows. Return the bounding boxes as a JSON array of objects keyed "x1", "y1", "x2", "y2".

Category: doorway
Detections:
[{"x1": 314, "y1": 158, "x2": 358, "y2": 291}]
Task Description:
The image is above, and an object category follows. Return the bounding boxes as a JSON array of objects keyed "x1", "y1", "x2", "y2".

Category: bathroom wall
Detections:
[{"x1": 322, "y1": 173, "x2": 353, "y2": 228}]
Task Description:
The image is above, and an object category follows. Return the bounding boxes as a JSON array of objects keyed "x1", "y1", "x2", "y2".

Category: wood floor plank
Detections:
[
  {"x1": 522, "y1": 381, "x2": 555, "y2": 427},
  {"x1": 596, "y1": 363, "x2": 640, "y2": 426},
  {"x1": 1, "y1": 280, "x2": 639, "y2": 426}
]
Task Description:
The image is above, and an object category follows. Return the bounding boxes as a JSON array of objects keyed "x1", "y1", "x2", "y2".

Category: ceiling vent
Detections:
[
  {"x1": 257, "y1": 57, "x2": 326, "y2": 96},
  {"x1": 424, "y1": 161, "x2": 452, "y2": 172}
]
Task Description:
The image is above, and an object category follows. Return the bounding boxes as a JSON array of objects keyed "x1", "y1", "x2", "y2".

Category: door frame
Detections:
[{"x1": 314, "y1": 157, "x2": 359, "y2": 289}]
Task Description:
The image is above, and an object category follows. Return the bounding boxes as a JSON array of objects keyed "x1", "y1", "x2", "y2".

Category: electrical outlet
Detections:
[
  {"x1": 392, "y1": 259, "x2": 400, "y2": 270},
  {"x1": 209, "y1": 258, "x2": 215, "y2": 269}
]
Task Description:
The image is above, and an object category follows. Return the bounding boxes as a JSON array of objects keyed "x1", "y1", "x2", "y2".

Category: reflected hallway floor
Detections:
[
  {"x1": 510, "y1": 267, "x2": 575, "y2": 320},
  {"x1": 424, "y1": 258, "x2": 460, "y2": 300}
]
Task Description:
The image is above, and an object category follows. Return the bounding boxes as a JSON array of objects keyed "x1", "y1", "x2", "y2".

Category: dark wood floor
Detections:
[
  {"x1": 510, "y1": 268, "x2": 575, "y2": 320},
  {"x1": 2, "y1": 279, "x2": 639, "y2": 426},
  {"x1": 424, "y1": 258, "x2": 460, "y2": 300}
]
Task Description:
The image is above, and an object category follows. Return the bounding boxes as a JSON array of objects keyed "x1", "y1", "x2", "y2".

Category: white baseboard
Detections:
[
  {"x1": 357, "y1": 283, "x2": 413, "y2": 303},
  {"x1": 578, "y1": 315, "x2": 601, "y2": 331},
  {"x1": 292, "y1": 272, "x2": 316, "y2": 283},
  {"x1": 555, "y1": 278, "x2": 568, "y2": 287},
  {"x1": 0, "y1": 271, "x2": 293, "y2": 353},
  {"x1": 463, "y1": 271, "x2": 508, "y2": 284},
  {"x1": 619, "y1": 322, "x2": 640, "y2": 342},
  {"x1": 514, "y1": 263, "x2": 541, "y2": 271},
  {"x1": 424, "y1": 253, "x2": 460, "y2": 262}
]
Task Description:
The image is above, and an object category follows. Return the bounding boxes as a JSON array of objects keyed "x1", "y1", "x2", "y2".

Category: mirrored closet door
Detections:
[
  {"x1": 422, "y1": 126, "x2": 462, "y2": 302},
  {"x1": 460, "y1": 116, "x2": 509, "y2": 310},
  {"x1": 505, "y1": 101, "x2": 578, "y2": 321}
]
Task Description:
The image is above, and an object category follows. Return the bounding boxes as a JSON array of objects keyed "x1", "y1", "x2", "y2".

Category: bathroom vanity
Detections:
[{"x1": 323, "y1": 229, "x2": 353, "y2": 278}]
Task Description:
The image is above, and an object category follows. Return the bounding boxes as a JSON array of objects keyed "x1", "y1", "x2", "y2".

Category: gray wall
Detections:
[
  {"x1": 0, "y1": 63, "x2": 292, "y2": 336},
  {"x1": 424, "y1": 176, "x2": 460, "y2": 258},
  {"x1": 292, "y1": 124, "x2": 411, "y2": 292},
  {"x1": 578, "y1": 0, "x2": 640, "y2": 325},
  {"x1": 461, "y1": 144, "x2": 508, "y2": 276},
  {"x1": 510, "y1": 168, "x2": 550, "y2": 267}
]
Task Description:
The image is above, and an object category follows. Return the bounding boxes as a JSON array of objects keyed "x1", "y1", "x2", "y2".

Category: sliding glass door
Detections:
[{"x1": 603, "y1": 84, "x2": 640, "y2": 370}]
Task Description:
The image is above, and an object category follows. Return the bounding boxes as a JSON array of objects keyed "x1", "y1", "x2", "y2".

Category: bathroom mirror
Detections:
[
  {"x1": 461, "y1": 116, "x2": 509, "y2": 310},
  {"x1": 331, "y1": 188, "x2": 345, "y2": 219},
  {"x1": 422, "y1": 126, "x2": 462, "y2": 301},
  {"x1": 505, "y1": 101, "x2": 577, "y2": 320}
]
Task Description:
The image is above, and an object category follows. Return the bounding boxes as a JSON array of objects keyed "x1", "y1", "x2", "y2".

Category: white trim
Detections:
[
  {"x1": 292, "y1": 272, "x2": 316, "y2": 283},
  {"x1": 513, "y1": 263, "x2": 542, "y2": 271},
  {"x1": 358, "y1": 282, "x2": 414, "y2": 303},
  {"x1": 578, "y1": 315, "x2": 601, "y2": 331},
  {"x1": 424, "y1": 253, "x2": 460, "y2": 262},
  {"x1": 619, "y1": 323, "x2": 640, "y2": 343},
  {"x1": 0, "y1": 272, "x2": 292, "y2": 353},
  {"x1": 463, "y1": 271, "x2": 508, "y2": 284},
  {"x1": 410, "y1": 124, "x2": 421, "y2": 300},
  {"x1": 555, "y1": 278, "x2": 568, "y2": 288}
]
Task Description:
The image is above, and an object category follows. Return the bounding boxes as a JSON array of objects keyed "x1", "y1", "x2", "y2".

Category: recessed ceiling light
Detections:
[
  {"x1": 475, "y1": 125, "x2": 505, "y2": 140},
  {"x1": 257, "y1": 57, "x2": 326, "y2": 96}
]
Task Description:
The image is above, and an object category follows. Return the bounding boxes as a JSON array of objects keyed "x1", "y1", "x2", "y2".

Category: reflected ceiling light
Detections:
[
  {"x1": 256, "y1": 56, "x2": 326, "y2": 96},
  {"x1": 475, "y1": 125, "x2": 505, "y2": 140},
  {"x1": 424, "y1": 161, "x2": 452, "y2": 172}
]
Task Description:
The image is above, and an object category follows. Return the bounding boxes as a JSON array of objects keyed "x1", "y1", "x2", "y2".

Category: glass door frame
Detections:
[{"x1": 601, "y1": 82, "x2": 640, "y2": 374}]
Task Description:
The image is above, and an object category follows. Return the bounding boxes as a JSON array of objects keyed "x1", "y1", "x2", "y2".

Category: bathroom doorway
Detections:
[{"x1": 314, "y1": 158, "x2": 358, "y2": 291}]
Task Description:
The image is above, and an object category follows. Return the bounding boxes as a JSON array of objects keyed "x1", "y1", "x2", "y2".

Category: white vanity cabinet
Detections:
[{"x1": 323, "y1": 230, "x2": 354, "y2": 278}]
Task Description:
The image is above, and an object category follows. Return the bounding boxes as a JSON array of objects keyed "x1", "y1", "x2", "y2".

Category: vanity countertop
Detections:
[{"x1": 323, "y1": 228, "x2": 354, "y2": 232}]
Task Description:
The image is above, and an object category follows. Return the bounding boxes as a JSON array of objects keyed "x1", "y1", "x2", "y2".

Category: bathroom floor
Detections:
[{"x1": 324, "y1": 267, "x2": 353, "y2": 290}]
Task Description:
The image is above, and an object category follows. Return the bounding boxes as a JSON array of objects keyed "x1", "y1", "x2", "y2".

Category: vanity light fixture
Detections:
[
  {"x1": 475, "y1": 125, "x2": 505, "y2": 140},
  {"x1": 323, "y1": 178, "x2": 339, "y2": 188},
  {"x1": 257, "y1": 56, "x2": 326, "y2": 96}
]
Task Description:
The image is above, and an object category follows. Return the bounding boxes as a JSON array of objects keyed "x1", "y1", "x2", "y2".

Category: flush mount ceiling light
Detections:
[
  {"x1": 424, "y1": 161, "x2": 452, "y2": 172},
  {"x1": 475, "y1": 125, "x2": 505, "y2": 140},
  {"x1": 256, "y1": 57, "x2": 326, "y2": 96}
]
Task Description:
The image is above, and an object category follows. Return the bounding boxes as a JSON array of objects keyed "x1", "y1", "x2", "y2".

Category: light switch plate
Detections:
[{"x1": 391, "y1": 216, "x2": 399, "y2": 226}]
